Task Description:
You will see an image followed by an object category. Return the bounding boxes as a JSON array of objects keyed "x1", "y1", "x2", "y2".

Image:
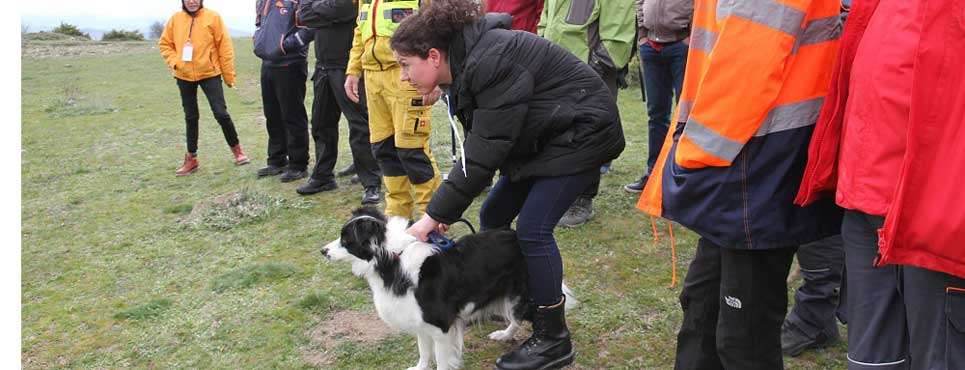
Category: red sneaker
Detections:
[
  {"x1": 176, "y1": 153, "x2": 199, "y2": 176},
  {"x1": 231, "y1": 144, "x2": 250, "y2": 166}
]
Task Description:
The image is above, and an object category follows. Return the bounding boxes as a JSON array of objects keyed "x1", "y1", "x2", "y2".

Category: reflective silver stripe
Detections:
[
  {"x1": 847, "y1": 355, "x2": 907, "y2": 367},
  {"x1": 718, "y1": 0, "x2": 806, "y2": 36},
  {"x1": 683, "y1": 117, "x2": 745, "y2": 161},
  {"x1": 754, "y1": 97, "x2": 824, "y2": 137},
  {"x1": 359, "y1": 11, "x2": 368, "y2": 21},
  {"x1": 793, "y1": 16, "x2": 842, "y2": 53},
  {"x1": 690, "y1": 27, "x2": 718, "y2": 53},
  {"x1": 676, "y1": 100, "x2": 693, "y2": 123}
]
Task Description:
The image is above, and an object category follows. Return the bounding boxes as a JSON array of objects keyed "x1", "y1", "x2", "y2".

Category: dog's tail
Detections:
[{"x1": 561, "y1": 282, "x2": 579, "y2": 310}]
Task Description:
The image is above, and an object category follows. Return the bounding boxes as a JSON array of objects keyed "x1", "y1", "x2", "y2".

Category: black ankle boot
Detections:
[{"x1": 496, "y1": 297, "x2": 574, "y2": 370}]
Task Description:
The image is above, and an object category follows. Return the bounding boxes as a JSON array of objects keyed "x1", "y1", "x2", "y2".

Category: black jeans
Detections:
[
  {"x1": 843, "y1": 210, "x2": 965, "y2": 370},
  {"x1": 786, "y1": 235, "x2": 847, "y2": 338},
  {"x1": 176, "y1": 75, "x2": 239, "y2": 154},
  {"x1": 640, "y1": 41, "x2": 688, "y2": 178},
  {"x1": 261, "y1": 62, "x2": 309, "y2": 170},
  {"x1": 675, "y1": 238, "x2": 797, "y2": 370},
  {"x1": 310, "y1": 67, "x2": 380, "y2": 188},
  {"x1": 479, "y1": 169, "x2": 600, "y2": 305}
]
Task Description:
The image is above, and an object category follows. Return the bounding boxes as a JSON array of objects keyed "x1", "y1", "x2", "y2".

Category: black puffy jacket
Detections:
[{"x1": 427, "y1": 14, "x2": 625, "y2": 224}]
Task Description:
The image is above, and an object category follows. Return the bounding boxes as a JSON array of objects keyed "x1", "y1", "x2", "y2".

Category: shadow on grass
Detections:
[
  {"x1": 113, "y1": 298, "x2": 173, "y2": 320},
  {"x1": 210, "y1": 262, "x2": 298, "y2": 293}
]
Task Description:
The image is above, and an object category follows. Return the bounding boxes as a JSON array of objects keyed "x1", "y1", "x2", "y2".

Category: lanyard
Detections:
[
  {"x1": 187, "y1": 16, "x2": 196, "y2": 42},
  {"x1": 442, "y1": 94, "x2": 468, "y2": 178}
]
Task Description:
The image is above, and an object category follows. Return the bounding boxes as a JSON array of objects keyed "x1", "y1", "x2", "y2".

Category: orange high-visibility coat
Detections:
[{"x1": 638, "y1": 0, "x2": 844, "y2": 249}]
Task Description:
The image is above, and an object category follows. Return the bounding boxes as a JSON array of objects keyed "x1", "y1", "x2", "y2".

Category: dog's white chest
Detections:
[{"x1": 370, "y1": 285, "x2": 425, "y2": 332}]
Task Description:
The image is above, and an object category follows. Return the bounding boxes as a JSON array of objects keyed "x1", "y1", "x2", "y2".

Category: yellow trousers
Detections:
[{"x1": 364, "y1": 67, "x2": 440, "y2": 219}]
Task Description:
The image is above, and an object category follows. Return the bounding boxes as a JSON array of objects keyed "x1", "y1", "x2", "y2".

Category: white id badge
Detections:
[{"x1": 182, "y1": 41, "x2": 194, "y2": 62}]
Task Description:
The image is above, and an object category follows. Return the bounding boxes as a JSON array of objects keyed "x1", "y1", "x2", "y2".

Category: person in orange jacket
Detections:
[
  {"x1": 159, "y1": 0, "x2": 249, "y2": 176},
  {"x1": 636, "y1": 0, "x2": 844, "y2": 368}
]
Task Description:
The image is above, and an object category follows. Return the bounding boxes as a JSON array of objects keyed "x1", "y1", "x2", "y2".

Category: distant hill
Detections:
[{"x1": 76, "y1": 26, "x2": 251, "y2": 41}]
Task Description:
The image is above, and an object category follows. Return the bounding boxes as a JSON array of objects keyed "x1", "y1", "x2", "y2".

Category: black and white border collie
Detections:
[{"x1": 321, "y1": 207, "x2": 575, "y2": 370}]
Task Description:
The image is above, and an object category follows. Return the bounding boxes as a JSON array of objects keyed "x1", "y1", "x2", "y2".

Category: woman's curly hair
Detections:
[{"x1": 390, "y1": 0, "x2": 484, "y2": 58}]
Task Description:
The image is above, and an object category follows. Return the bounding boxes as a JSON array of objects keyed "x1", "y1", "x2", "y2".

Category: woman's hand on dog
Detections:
[{"x1": 407, "y1": 214, "x2": 448, "y2": 242}]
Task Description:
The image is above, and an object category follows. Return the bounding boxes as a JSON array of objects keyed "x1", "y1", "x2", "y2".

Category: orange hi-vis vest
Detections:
[{"x1": 638, "y1": 0, "x2": 844, "y2": 249}]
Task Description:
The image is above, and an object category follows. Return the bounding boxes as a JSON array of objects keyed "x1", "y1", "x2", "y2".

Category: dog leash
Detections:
[{"x1": 426, "y1": 218, "x2": 476, "y2": 252}]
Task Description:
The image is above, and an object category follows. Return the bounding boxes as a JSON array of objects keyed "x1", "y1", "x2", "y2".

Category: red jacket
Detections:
[
  {"x1": 485, "y1": 0, "x2": 543, "y2": 33},
  {"x1": 796, "y1": 0, "x2": 965, "y2": 278}
]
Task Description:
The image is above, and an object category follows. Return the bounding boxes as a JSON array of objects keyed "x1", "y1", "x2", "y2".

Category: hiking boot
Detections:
[
  {"x1": 624, "y1": 176, "x2": 648, "y2": 194},
  {"x1": 496, "y1": 297, "x2": 574, "y2": 370},
  {"x1": 296, "y1": 178, "x2": 338, "y2": 195},
  {"x1": 781, "y1": 321, "x2": 840, "y2": 357},
  {"x1": 231, "y1": 144, "x2": 250, "y2": 166},
  {"x1": 280, "y1": 169, "x2": 308, "y2": 183},
  {"x1": 257, "y1": 165, "x2": 286, "y2": 178},
  {"x1": 361, "y1": 186, "x2": 382, "y2": 205},
  {"x1": 176, "y1": 153, "x2": 199, "y2": 176},
  {"x1": 558, "y1": 197, "x2": 594, "y2": 228},
  {"x1": 337, "y1": 163, "x2": 357, "y2": 177}
]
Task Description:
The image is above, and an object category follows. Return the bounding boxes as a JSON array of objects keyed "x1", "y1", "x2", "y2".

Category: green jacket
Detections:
[{"x1": 537, "y1": 0, "x2": 636, "y2": 73}]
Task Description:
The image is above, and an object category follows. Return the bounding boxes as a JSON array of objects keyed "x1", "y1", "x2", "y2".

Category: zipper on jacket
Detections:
[{"x1": 369, "y1": 0, "x2": 384, "y2": 70}]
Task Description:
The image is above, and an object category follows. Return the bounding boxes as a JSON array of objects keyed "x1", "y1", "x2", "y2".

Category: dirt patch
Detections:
[
  {"x1": 179, "y1": 189, "x2": 305, "y2": 230},
  {"x1": 22, "y1": 41, "x2": 155, "y2": 59},
  {"x1": 301, "y1": 310, "x2": 397, "y2": 367}
]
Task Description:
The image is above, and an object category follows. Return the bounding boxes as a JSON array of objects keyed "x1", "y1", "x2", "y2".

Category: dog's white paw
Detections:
[{"x1": 488, "y1": 329, "x2": 515, "y2": 341}]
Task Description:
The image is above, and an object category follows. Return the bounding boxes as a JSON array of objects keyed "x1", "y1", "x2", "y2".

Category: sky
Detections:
[{"x1": 21, "y1": 0, "x2": 256, "y2": 34}]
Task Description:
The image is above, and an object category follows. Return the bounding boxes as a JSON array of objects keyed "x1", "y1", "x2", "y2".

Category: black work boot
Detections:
[
  {"x1": 361, "y1": 186, "x2": 382, "y2": 205},
  {"x1": 496, "y1": 297, "x2": 574, "y2": 370},
  {"x1": 257, "y1": 164, "x2": 286, "y2": 178}
]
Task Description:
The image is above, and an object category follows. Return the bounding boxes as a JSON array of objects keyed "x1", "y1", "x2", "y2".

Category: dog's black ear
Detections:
[{"x1": 340, "y1": 218, "x2": 386, "y2": 261}]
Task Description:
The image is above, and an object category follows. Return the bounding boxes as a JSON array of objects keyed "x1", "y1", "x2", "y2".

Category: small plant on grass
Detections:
[
  {"x1": 102, "y1": 29, "x2": 145, "y2": 41},
  {"x1": 114, "y1": 299, "x2": 173, "y2": 320},
  {"x1": 297, "y1": 292, "x2": 335, "y2": 315},
  {"x1": 210, "y1": 262, "x2": 298, "y2": 293},
  {"x1": 44, "y1": 83, "x2": 117, "y2": 117},
  {"x1": 180, "y1": 189, "x2": 308, "y2": 230},
  {"x1": 163, "y1": 203, "x2": 194, "y2": 215}
]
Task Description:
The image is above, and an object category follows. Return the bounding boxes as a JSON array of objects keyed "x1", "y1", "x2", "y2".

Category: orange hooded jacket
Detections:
[{"x1": 158, "y1": 8, "x2": 237, "y2": 86}]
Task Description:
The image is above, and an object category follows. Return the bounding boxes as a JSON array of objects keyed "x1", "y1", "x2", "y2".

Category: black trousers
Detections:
[
  {"x1": 786, "y1": 235, "x2": 847, "y2": 339},
  {"x1": 176, "y1": 75, "x2": 239, "y2": 154},
  {"x1": 675, "y1": 238, "x2": 797, "y2": 370},
  {"x1": 843, "y1": 210, "x2": 965, "y2": 370},
  {"x1": 261, "y1": 62, "x2": 309, "y2": 170},
  {"x1": 309, "y1": 67, "x2": 380, "y2": 188}
]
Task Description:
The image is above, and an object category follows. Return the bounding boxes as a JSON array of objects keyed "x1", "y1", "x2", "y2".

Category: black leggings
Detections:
[{"x1": 176, "y1": 76, "x2": 239, "y2": 154}]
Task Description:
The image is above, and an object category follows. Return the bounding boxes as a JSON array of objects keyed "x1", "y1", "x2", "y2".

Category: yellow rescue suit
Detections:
[{"x1": 348, "y1": 0, "x2": 440, "y2": 219}]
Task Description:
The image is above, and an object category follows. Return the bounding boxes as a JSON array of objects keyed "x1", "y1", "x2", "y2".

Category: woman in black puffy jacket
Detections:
[{"x1": 396, "y1": 1, "x2": 624, "y2": 369}]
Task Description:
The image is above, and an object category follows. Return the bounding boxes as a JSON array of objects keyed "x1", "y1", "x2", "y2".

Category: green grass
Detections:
[
  {"x1": 114, "y1": 299, "x2": 173, "y2": 321},
  {"x1": 21, "y1": 39, "x2": 847, "y2": 369}
]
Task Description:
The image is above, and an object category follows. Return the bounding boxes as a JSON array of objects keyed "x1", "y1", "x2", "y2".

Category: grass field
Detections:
[{"x1": 21, "y1": 39, "x2": 847, "y2": 369}]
